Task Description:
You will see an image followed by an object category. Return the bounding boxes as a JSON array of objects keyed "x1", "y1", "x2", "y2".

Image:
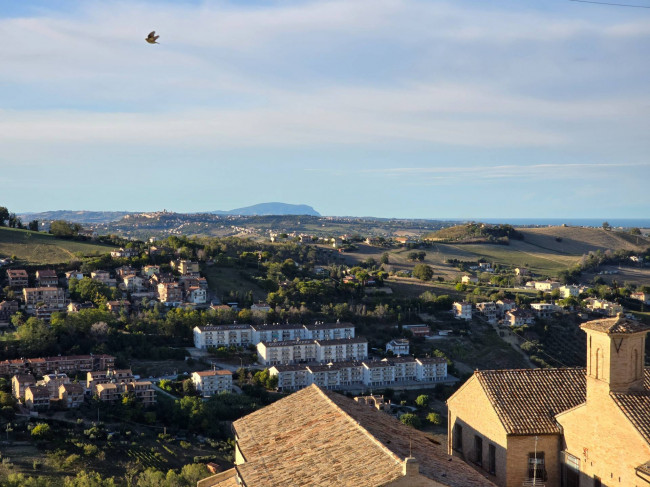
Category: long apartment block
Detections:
[
  {"x1": 193, "y1": 321, "x2": 356, "y2": 349},
  {"x1": 270, "y1": 356, "x2": 448, "y2": 392},
  {"x1": 257, "y1": 337, "x2": 368, "y2": 366}
]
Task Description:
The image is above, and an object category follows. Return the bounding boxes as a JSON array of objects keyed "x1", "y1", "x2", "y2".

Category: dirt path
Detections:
[{"x1": 490, "y1": 323, "x2": 537, "y2": 369}]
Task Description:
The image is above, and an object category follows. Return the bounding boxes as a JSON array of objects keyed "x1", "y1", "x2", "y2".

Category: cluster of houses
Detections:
[
  {"x1": 12, "y1": 367, "x2": 155, "y2": 411},
  {"x1": 0, "y1": 354, "x2": 115, "y2": 376},
  {"x1": 268, "y1": 232, "x2": 420, "y2": 248},
  {"x1": 2, "y1": 353, "x2": 155, "y2": 411},
  {"x1": 2, "y1": 258, "x2": 210, "y2": 324},
  {"x1": 452, "y1": 277, "x2": 634, "y2": 326}
]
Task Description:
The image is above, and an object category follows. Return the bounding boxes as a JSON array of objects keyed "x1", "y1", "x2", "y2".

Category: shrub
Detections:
[
  {"x1": 415, "y1": 394, "x2": 430, "y2": 408},
  {"x1": 400, "y1": 413, "x2": 421, "y2": 429},
  {"x1": 31, "y1": 423, "x2": 52, "y2": 440},
  {"x1": 426, "y1": 412, "x2": 443, "y2": 425}
]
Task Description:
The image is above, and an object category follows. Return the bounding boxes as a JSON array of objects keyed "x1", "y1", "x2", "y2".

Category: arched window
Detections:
[
  {"x1": 633, "y1": 349, "x2": 640, "y2": 380},
  {"x1": 595, "y1": 349, "x2": 601, "y2": 379}
]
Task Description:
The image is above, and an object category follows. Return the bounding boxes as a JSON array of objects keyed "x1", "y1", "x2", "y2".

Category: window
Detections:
[
  {"x1": 488, "y1": 444, "x2": 496, "y2": 475},
  {"x1": 528, "y1": 452, "x2": 547, "y2": 481},
  {"x1": 453, "y1": 423, "x2": 463, "y2": 452},
  {"x1": 474, "y1": 435, "x2": 483, "y2": 466}
]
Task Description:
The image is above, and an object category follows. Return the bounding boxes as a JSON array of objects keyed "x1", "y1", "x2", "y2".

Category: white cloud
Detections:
[{"x1": 0, "y1": 1, "x2": 648, "y2": 164}]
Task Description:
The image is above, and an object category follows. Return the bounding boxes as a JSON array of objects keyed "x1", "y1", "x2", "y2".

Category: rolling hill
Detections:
[{"x1": 0, "y1": 228, "x2": 113, "y2": 265}]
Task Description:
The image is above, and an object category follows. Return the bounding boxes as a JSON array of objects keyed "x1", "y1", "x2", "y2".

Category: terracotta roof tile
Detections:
[
  {"x1": 233, "y1": 384, "x2": 495, "y2": 487},
  {"x1": 476, "y1": 368, "x2": 586, "y2": 435},
  {"x1": 580, "y1": 314, "x2": 650, "y2": 334}
]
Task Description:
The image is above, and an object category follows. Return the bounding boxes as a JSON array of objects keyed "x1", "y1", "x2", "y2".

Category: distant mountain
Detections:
[
  {"x1": 210, "y1": 202, "x2": 320, "y2": 216},
  {"x1": 18, "y1": 210, "x2": 133, "y2": 224}
]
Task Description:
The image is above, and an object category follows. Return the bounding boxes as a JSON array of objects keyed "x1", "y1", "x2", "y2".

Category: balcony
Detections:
[{"x1": 522, "y1": 480, "x2": 545, "y2": 487}]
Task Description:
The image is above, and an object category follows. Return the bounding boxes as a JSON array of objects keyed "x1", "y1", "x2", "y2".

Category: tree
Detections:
[
  {"x1": 413, "y1": 264, "x2": 433, "y2": 281},
  {"x1": 400, "y1": 413, "x2": 421, "y2": 429},
  {"x1": 50, "y1": 220, "x2": 81, "y2": 237},
  {"x1": 28, "y1": 220, "x2": 39, "y2": 231},
  {"x1": 380, "y1": 253, "x2": 390, "y2": 265},
  {"x1": 63, "y1": 471, "x2": 117, "y2": 487},
  {"x1": 0, "y1": 206, "x2": 9, "y2": 226},
  {"x1": 407, "y1": 251, "x2": 426, "y2": 262},
  {"x1": 415, "y1": 394, "x2": 430, "y2": 408},
  {"x1": 16, "y1": 318, "x2": 55, "y2": 356},
  {"x1": 426, "y1": 412, "x2": 443, "y2": 425},
  {"x1": 602, "y1": 222, "x2": 611, "y2": 231},
  {"x1": 31, "y1": 423, "x2": 52, "y2": 440}
]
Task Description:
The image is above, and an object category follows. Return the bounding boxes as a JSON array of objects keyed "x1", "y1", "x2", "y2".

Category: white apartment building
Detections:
[
  {"x1": 269, "y1": 364, "x2": 310, "y2": 391},
  {"x1": 195, "y1": 322, "x2": 357, "y2": 350},
  {"x1": 188, "y1": 287, "x2": 207, "y2": 304},
  {"x1": 270, "y1": 357, "x2": 448, "y2": 392},
  {"x1": 251, "y1": 323, "x2": 305, "y2": 344},
  {"x1": 386, "y1": 339, "x2": 410, "y2": 356},
  {"x1": 193, "y1": 324, "x2": 253, "y2": 349},
  {"x1": 475, "y1": 302, "x2": 497, "y2": 322},
  {"x1": 559, "y1": 285, "x2": 581, "y2": 298},
  {"x1": 363, "y1": 362, "x2": 396, "y2": 387},
  {"x1": 415, "y1": 357, "x2": 447, "y2": 381},
  {"x1": 257, "y1": 339, "x2": 318, "y2": 366},
  {"x1": 306, "y1": 364, "x2": 342, "y2": 390},
  {"x1": 191, "y1": 370, "x2": 233, "y2": 397},
  {"x1": 452, "y1": 302, "x2": 473, "y2": 320},
  {"x1": 304, "y1": 322, "x2": 355, "y2": 340},
  {"x1": 534, "y1": 280, "x2": 561, "y2": 291},
  {"x1": 23, "y1": 287, "x2": 66, "y2": 311},
  {"x1": 384, "y1": 357, "x2": 417, "y2": 382},
  {"x1": 530, "y1": 302, "x2": 557, "y2": 318},
  {"x1": 315, "y1": 338, "x2": 368, "y2": 363}
]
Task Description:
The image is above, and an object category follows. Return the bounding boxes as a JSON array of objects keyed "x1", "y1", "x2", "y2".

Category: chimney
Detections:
[{"x1": 403, "y1": 457, "x2": 419, "y2": 477}]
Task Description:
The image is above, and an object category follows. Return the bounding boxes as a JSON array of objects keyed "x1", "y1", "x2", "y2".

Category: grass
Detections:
[
  {"x1": 0, "y1": 227, "x2": 113, "y2": 264},
  {"x1": 431, "y1": 323, "x2": 529, "y2": 370},
  {"x1": 201, "y1": 265, "x2": 268, "y2": 302}
]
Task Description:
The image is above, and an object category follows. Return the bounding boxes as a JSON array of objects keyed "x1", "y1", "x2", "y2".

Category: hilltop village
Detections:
[{"x1": 0, "y1": 216, "x2": 648, "y2": 486}]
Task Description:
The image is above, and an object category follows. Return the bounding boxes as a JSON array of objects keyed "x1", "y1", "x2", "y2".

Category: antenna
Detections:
[{"x1": 533, "y1": 435, "x2": 538, "y2": 486}]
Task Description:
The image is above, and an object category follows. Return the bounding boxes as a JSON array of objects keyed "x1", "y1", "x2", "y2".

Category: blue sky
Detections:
[{"x1": 1, "y1": 0, "x2": 649, "y2": 218}]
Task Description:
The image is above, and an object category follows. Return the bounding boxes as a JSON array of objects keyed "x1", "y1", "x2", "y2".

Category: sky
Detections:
[{"x1": 1, "y1": 0, "x2": 649, "y2": 219}]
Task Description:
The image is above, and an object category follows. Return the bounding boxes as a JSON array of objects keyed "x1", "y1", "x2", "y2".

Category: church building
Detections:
[{"x1": 447, "y1": 313, "x2": 649, "y2": 487}]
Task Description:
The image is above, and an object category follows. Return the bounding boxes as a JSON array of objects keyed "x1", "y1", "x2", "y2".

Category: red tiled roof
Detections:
[
  {"x1": 233, "y1": 384, "x2": 495, "y2": 487},
  {"x1": 475, "y1": 368, "x2": 586, "y2": 435}
]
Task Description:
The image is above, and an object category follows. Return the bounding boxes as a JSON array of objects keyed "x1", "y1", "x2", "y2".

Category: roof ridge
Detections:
[
  {"x1": 476, "y1": 367, "x2": 585, "y2": 374},
  {"x1": 314, "y1": 385, "x2": 405, "y2": 468}
]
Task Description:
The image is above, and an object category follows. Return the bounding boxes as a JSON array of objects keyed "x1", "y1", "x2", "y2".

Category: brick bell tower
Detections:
[{"x1": 581, "y1": 313, "x2": 648, "y2": 399}]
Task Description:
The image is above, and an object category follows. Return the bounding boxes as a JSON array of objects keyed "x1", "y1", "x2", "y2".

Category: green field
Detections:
[{"x1": 0, "y1": 227, "x2": 113, "y2": 264}]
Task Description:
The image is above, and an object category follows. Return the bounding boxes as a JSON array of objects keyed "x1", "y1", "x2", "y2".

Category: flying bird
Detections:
[{"x1": 145, "y1": 31, "x2": 160, "y2": 44}]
